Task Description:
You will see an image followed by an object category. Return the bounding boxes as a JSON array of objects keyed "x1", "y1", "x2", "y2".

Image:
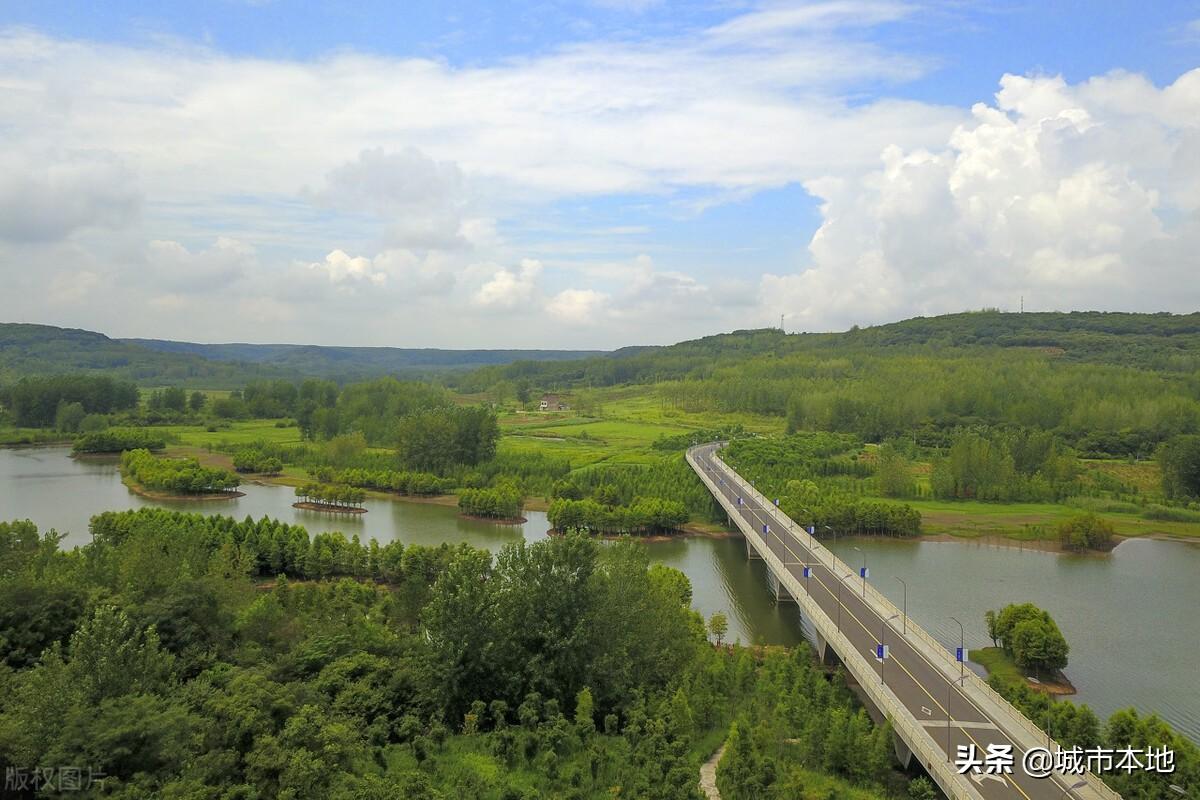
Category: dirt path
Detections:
[{"x1": 698, "y1": 744, "x2": 725, "y2": 800}]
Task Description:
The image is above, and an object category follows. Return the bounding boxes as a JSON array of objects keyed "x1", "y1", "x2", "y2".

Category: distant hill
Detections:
[
  {"x1": 0, "y1": 323, "x2": 282, "y2": 387},
  {"x1": 0, "y1": 323, "x2": 605, "y2": 386},
  {"x1": 450, "y1": 310, "x2": 1200, "y2": 391},
  {"x1": 123, "y1": 339, "x2": 605, "y2": 381}
]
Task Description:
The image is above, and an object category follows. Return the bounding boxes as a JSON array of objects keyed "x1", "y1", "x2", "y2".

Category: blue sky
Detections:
[{"x1": 0, "y1": 1, "x2": 1198, "y2": 346}]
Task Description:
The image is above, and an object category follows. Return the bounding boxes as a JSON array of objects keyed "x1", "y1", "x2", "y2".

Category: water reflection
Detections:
[{"x1": 1, "y1": 446, "x2": 1197, "y2": 742}]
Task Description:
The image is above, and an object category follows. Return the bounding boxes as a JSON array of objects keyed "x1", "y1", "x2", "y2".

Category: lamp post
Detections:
[
  {"x1": 880, "y1": 613, "x2": 898, "y2": 684},
  {"x1": 837, "y1": 572, "x2": 852, "y2": 632},
  {"x1": 950, "y1": 616, "x2": 965, "y2": 682},
  {"x1": 853, "y1": 546, "x2": 867, "y2": 598},
  {"x1": 894, "y1": 576, "x2": 907, "y2": 634}
]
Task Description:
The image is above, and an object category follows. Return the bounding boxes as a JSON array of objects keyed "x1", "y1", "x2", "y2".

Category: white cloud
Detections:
[
  {"x1": 0, "y1": 150, "x2": 139, "y2": 242},
  {"x1": 146, "y1": 237, "x2": 254, "y2": 291},
  {"x1": 548, "y1": 288, "x2": 609, "y2": 323},
  {"x1": 309, "y1": 249, "x2": 385, "y2": 287},
  {"x1": 473, "y1": 258, "x2": 543, "y2": 309},
  {"x1": 309, "y1": 147, "x2": 472, "y2": 250},
  {"x1": 761, "y1": 69, "x2": 1200, "y2": 330},
  {"x1": 305, "y1": 247, "x2": 457, "y2": 294}
]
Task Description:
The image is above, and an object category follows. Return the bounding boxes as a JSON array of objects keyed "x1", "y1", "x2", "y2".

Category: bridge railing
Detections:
[
  {"x1": 687, "y1": 447, "x2": 987, "y2": 800},
  {"x1": 697, "y1": 446, "x2": 1122, "y2": 800}
]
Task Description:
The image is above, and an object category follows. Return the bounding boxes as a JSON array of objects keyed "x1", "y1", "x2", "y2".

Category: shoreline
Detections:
[
  {"x1": 458, "y1": 512, "x2": 527, "y2": 525},
  {"x1": 292, "y1": 501, "x2": 367, "y2": 514},
  {"x1": 123, "y1": 476, "x2": 244, "y2": 502},
  {"x1": 970, "y1": 647, "x2": 1077, "y2": 697},
  {"x1": 14, "y1": 443, "x2": 1194, "y2": 549}
]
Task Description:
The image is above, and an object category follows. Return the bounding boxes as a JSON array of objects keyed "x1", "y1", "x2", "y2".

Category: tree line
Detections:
[
  {"x1": 294, "y1": 483, "x2": 368, "y2": 510},
  {"x1": 547, "y1": 497, "x2": 690, "y2": 535},
  {"x1": 120, "y1": 448, "x2": 241, "y2": 494},
  {"x1": 72, "y1": 427, "x2": 166, "y2": 454},
  {"x1": 0, "y1": 374, "x2": 139, "y2": 428},
  {"x1": 722, "y1": 436, "x2": 923, "y2": 537},
  {"x1": 458, "y1": 485, "x2": 524, "y2": 520},
  {"x1": 232, "y1": 447, "x2": 283, "y2": 474}
]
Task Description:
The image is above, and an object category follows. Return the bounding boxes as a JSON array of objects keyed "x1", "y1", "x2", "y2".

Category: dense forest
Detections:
[
  {"x1": 0, "y1": 513, "x2": 909, "y2": 799},
  {"x1": 0, "y1": 323, "x2": 599, "y2": 386}
]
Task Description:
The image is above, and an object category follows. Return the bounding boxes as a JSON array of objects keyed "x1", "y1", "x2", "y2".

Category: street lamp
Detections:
[
  {"x1": 894, "y1": 576, "x2": 907, "y2": 634},
  {"x1": 946, "y1": 672, "x2": 966, "y2": 762},
  {"x1": 853, "y1": 546, "x2": 867, "y2": 598},
  {"x1": 879, "y1": 613, "x2": 898, "y2": 684},
  {"x1": 837, "y1": 572, "x2": 853, "y2": 632},
  {"x1": 1062, "y1": 779, "x2": 1086, "y2": 798},
  {"x1": 950, "y1": 616, "x2": 965, "y2": 682}
]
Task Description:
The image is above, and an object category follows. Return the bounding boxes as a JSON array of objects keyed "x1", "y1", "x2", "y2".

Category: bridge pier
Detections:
[
  {"x1": 812, "y1": 631, "x2": 842, "y2": 668},
  {"x1": 745, "y1": 536, "x2": 761, "y2": 560},
  {"x1": 767, "y1": 570, "x2": 795, "y2": 604},
  {"x1": 892, "y1": 730, "x2": 914, "y2": 769}
]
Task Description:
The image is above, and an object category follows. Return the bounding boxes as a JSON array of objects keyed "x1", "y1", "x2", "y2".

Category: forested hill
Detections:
[
  {"x1": 452, "y1": 310, "x2": 1200, "y2": 391},
  {"x1": 123, "y1": 338, "x2": 605, "y2": 380},
  {"x1": 0, "y1": 322, "x2": 604, "y2": 386},
  {"x1": 0, "y1": 323, "x2": 285, "y2": 387}
]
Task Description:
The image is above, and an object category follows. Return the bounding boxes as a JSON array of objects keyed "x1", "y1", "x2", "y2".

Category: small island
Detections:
[
  {"x1": 546, "y1": 484, "x2": 689, "y2": 537},
  {"x1": 293, "y1": 482, "x2": 368, "y2": 514},
  {"x1": 973, "y1": 602, "x2": 1075, "y2": 696},
  {"x1": 458, "y1": 484, "x2": 526, "y2": 524},
  {"x1": 120, "y1": 448, "x2": 243, "y2": 500}
]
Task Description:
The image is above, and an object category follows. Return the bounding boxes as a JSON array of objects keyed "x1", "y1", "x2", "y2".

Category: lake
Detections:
[{"x1": 2, "y1": 446, "x2": 1197, "y2": 742}]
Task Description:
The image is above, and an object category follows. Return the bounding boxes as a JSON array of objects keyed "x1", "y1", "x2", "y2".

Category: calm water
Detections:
[{"x1": 1, "y1": 447, "x2": 1196, "y2": 742}]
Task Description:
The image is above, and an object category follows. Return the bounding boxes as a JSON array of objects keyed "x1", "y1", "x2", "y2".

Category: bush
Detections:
[
  {"x1": 232, "y1": 448, "x2": 284, "y2": 475},
  {"x1": 1057, "y1": 513, "x2": 1116, "y2": 551}
]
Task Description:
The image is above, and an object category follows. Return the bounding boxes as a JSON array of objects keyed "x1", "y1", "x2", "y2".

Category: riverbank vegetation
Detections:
[
  {"x1": 980, "y1": 645, "x2": 1199, "y2": 797},
  {"x1": 120, "y1": 448, "x2": 241, "y2": 495},
  {"x1": 72, "y1": 427, "x2": 167, "y2": 454},
  {"x1": 232, "y1": 446, "x2": 283, "y2": 474},
  {"x1": 0, "y1": 513, "x2": 913, "y2": 799},
  {"x1": 458, "y1": 484, "x2": 524, "y2": 521},
  {"x1": 547, "y1": 496, "x2": 689, "y2": 535},
  {"x1": 293, "y1": 482, "x2": 367, "y2": 511}
]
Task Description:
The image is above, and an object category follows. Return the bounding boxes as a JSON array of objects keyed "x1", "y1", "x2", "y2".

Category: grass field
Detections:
[
  {"x1": 144, "y1": 419, "x2": 306, "y2": 448},
  {"x1": 910, "y1": 497, "x2": 1200, "y2": 541},
  {"x1": 0, "y1": 426, "x2": 71, "y2": 446},
  {"x1": 495, "y1": 385, "x2": 784, "y2": 472}
]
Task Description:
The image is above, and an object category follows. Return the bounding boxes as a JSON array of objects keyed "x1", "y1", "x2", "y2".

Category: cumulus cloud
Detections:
[
  {"x1": 146, "y1": 237, "x2": 254, "y2": 291},
  {"x1": 309, "y1": 148, "x2": 474, "y2": 250},
  {"x1": 473, "y1": 258, "x2": 543, "y2": 309},
  {"x1": 0, "y1": 151, "x2": 139, "y2": 242},
  {"x1": 548, "y1": 288, "x2": 609, "y2": 323},
  {"x1": 306, "y1": 248, "x2": 457, "y2": 294},
  {"x1": 761, "y1": 70, "x2": 1200, "y2": 329}
]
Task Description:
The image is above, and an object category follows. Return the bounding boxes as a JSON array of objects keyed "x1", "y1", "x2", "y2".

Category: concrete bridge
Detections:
[{"x1": 688, "y1": 443, "x2": 1122, "y2": 800}]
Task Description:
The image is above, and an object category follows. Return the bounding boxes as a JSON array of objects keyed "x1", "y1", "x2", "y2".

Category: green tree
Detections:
[
  {"x1": 876, "y1": 442, "x2": 912, "y2": 498},
  {"x1": 1159, "y1": 434, "x2": 1200, "y2": 501},
  {"x1": 54, "y1": 400, "x2": 86, "y2": 432},
  {"x1": 708, "y1": 612, "x2": 728, "y2": 647}
]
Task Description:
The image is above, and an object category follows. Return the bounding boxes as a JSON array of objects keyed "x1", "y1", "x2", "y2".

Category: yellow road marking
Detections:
[{"x1": 700, "y1": 454, "x2": 1046, "y2": 800}]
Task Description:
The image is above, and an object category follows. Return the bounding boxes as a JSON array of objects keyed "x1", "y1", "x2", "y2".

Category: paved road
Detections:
[{"x1": 691, "y1": 443, "x2": 1112, "y2": 800}]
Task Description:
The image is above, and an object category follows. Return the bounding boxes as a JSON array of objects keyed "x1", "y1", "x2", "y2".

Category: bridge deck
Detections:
[{"x1": 688, "y1": 443, "x2": 1120, "y2": 800}]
